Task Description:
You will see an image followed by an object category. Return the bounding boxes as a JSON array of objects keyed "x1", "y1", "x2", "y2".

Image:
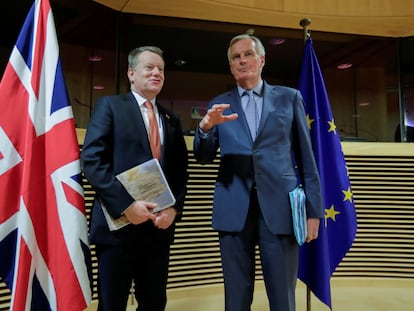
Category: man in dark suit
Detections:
[
  {"x1": 81, "y1": 46, "x2": 188, "y2": 311},
  {"x1": 194, "y1": 34, "x2": 324, "y2": 311}
]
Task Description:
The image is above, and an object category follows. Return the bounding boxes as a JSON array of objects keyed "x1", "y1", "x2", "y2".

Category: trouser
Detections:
[{"x1": 219, "y1": 188, "x2": 298, "y2": 311}]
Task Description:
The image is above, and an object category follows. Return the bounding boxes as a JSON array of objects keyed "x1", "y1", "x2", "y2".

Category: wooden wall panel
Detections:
[{"x1": 355, "y1": 67, "x2": 388, "y2": 141}]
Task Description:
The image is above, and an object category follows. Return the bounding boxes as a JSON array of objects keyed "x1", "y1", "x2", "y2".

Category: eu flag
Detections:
[{"x1": 297, "y1": 37, "x2": 357, "y2": 309}]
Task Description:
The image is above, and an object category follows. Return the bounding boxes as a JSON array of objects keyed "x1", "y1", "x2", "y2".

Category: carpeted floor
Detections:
[{"x1": 85, "y1": 278, "x2": 414, "y2": 311}]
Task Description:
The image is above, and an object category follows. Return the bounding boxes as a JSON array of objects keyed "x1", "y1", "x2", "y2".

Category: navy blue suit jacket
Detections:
[
  {"x1": 194, "y1": 82, "x2": 323, "y2": 234},
  {"x1": 81, "y1": 92, "x2": 188, "y2": 245}
]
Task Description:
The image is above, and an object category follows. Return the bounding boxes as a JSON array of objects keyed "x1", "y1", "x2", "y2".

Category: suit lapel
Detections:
[
  {"x1": 125, "y1": 92, "x2": 153, "y2": 155},
  {"x1": 257, "y1": 83, "x2": 278, "y2": 137},
  {"x1": 125, "y1": 92, "x2": 144, "y2": 125},
  {"x1": 156, "y1": 103, "x2": 175, "y2": 162},
  {"x1": 157, "y1": 103, "x2": 171, "y2": 139},
  {"x1": 228, "y1": 88, "x2": 255, "y2": 142}
]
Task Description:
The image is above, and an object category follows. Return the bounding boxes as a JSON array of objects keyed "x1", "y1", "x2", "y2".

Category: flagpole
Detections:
[
  {"x1": 306, "y1": 286, "x2": 311, "y2": 311},
  {"x1": 300, "y1": 18, "x2": 312, "y2": 43},
  {"x1": 300, "y1": 17, "x2": 312, "y2": 311}
]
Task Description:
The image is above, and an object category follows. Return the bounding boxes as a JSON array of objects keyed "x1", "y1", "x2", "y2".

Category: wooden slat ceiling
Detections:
[
  {"x1": 1, "y1": 0, "x2": 405, "y2": 81},
  {"x1": 94, "y1": 0, "x2": 414, "y2": 38}
]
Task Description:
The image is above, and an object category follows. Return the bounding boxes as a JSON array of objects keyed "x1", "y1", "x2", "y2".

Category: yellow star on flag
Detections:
[
  {"x1": 328, "y1": 119, "x2": 337, "y2": 134},
  {"x1": 343, "y1": 187, "x2": 353, "y2": 203},
  {"x1": 306, "y1": 114, "x2": 314, "y2": 130},
  {"x1": 325, "y1": 205, "x2": 341, "y2": 222}
]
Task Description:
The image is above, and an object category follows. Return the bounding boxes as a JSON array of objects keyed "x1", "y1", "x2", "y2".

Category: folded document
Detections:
[{"x1": 289, "y1": 186, "x2": 307, "y2": 246}]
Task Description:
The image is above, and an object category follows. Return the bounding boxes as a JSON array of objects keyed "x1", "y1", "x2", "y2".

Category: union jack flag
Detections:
[{"x1": 0, "y1": 0, "x2": 92, "y2": 310}]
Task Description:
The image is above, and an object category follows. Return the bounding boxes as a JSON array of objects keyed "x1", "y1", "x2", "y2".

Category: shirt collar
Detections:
[
  {"x1": 237, "y1": 79, "x2": 264, "y2": 97},
  {"x1": 131, "y1": 90, "x2": 155, "y2": 107}
]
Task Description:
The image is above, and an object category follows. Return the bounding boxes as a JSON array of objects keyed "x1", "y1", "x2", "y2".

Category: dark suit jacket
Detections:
[
  {"x1": 194, "y1": 82, "x2": 323, "y2": 234},
  {"x1": 81, "y1": 92, "x2": 188, "y2": 245}
]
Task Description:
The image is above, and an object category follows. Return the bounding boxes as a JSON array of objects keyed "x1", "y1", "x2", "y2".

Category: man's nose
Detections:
[{"x1": 152, "y1": 67, "x2": 162, "y2": 74}]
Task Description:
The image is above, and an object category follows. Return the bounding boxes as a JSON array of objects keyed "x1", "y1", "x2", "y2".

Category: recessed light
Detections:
[
  {"x1": 337, "y1": 63, "x2": 352, "y2": 69},
  {"x1": 269, "y1": 38, "x2": 285, "y2": 45},
  {"x1": 88, "y1": 56, "x2": 102, "y2": 62},
  {"x1": 174, "y1": 59, "x2": 187, "y2": 66}
]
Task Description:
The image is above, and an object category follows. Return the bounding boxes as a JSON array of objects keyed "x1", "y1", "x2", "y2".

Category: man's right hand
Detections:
[
  {"x1": 123, "y1": 200, "x2": 157, "y2": 224},
  {"x1": 199, "y1": 103, "x2": 238, "y2": 132}
]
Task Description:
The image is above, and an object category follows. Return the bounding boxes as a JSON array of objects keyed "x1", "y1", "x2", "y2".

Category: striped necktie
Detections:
[{"x1": 144, "y1": 101, "x2": 161, "y2": 160}]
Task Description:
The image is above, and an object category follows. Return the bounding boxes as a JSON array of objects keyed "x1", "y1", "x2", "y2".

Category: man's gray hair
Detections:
[
  {"x1": 227, "y1": 34, "x2": 266, "y2": 62},
  {"x1": 128, "y1": 46, "x2": 164, "y2": 69}
]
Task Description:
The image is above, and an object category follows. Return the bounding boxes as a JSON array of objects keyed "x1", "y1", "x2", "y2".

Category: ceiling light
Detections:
[
  {"x1": 93, "y1": 85, "x2": 104, "y2": 90},
  {"x1": 337, "y1": 63, "x2": 352, "y2": 69},
  {"x1": 269, "y1": 38, "x2": 285, "y2": 45},
  {"x1": 88, "y1": 56, "x2": 102, "y2": 62},
  {"x1": 174, "y1": 59, "x2": 187, "y2": 66}
]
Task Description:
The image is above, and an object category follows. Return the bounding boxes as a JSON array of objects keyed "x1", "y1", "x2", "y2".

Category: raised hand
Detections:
[{"x1": 199, "y1": 103, "x2": 238, "y2": 132}]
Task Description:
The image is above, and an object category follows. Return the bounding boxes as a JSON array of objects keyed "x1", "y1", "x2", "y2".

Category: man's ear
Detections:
[
  {"x1": 260, "y1": 56, "x2": 265, "y2": 69},
  {"x1": 127, "y1": 68, "x2": 134, "y2": 82}
]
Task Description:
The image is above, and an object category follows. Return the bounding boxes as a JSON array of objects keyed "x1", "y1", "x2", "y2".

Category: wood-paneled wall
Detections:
[{"x1": 63, "y1": 42, "x2": 398, "y2": 142}]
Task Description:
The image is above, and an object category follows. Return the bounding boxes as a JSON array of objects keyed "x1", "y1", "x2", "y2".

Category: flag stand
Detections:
[
  {"x1": 307, "y1": 286, "x2": 311, "y2": 311},
  {"x1": 300, "y1": 17, "x2": 313, "y2": 311}
]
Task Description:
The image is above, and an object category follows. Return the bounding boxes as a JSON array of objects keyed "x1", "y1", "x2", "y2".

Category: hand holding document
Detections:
[{"x1": 102, "y1": 159, "x2": 176, "y2": 231}]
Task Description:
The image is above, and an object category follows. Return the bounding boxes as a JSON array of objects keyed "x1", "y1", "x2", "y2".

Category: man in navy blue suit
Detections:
[
  {"x1": 81, "y1": 46, "x2": 188, "y2": 311},
  {"x1": 194, "y1": 34, "x2": 324, "y2": 311}
]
